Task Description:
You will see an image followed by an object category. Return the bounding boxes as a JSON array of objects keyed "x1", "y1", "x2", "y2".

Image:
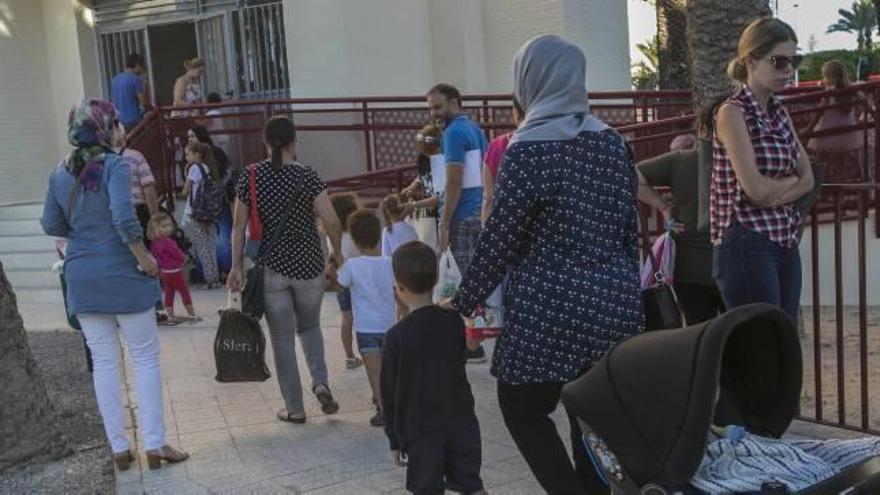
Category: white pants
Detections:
[{"x1": 79, "y1": 309, "x2": 166, "y2": 453}]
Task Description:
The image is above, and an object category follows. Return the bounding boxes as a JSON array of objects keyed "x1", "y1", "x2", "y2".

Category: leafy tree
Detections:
[
  {"x1": 632, "y1": 37, "x2": 660, "y2": 89},
  {"x1": 827, "y1": 0, "x2": 877, "y2": 52}
]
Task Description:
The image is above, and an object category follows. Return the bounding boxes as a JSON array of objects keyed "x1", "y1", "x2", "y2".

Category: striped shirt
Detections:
[
  {"x1": 711, "y1": 84, "x2": 802, "y2": 248},
  {"x1": 121, "y1": 148, "x2": 155, "y2": 206}
]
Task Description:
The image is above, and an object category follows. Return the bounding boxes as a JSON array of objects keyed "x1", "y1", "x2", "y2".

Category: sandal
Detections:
[
  {"x1": 277, "y1": 409, "x2": 306, "y2": 424},
  {"x1": 145, "y1": 445, "x2": 189, "y2": 470},
  {"x1": 158, "y1": 318, "x2": 179, "y2": 327},
  {"x1": 314, "y1": 384, "x2": 340, "y2": 415},
  {"x1": 113, "y1": 450, "x2": 134, "y2": 471}
]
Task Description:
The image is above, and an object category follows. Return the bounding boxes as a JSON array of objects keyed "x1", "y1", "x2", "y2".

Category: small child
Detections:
[
  {"x1": 381, "y1": 241, "x2": 485, "y2": 495},
  {"x1": 330, "y1": 210, "x2": 396, "y2": 427},
  {"x1": 380, "y1": 194, "x2": 418, "y2": 257},
  {"x1": 148, "y1": 213, "x2": 200, "y2": 323},
  {"x1": 329, "y1": 192, "x2": 363, "y2": 370}
]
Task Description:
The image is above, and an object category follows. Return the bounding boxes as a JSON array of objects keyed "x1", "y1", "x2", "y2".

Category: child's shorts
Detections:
[
  {"x1": 404, "y1": 414, "x2": 484, "y2": 494},
  {"x1": 355, "y1": 332, "x2": 384, "y2": 355},
  {"x1": 336, "y1": 288, "x2": 352, "y2": 312}
]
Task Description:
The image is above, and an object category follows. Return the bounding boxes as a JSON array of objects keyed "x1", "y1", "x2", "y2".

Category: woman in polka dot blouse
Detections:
[{"x1": 448, "y1": 36, "x2": 643, "y2": 494}]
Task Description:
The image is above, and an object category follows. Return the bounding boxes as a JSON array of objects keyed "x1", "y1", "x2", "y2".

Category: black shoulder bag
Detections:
[{"x1": 241, "y1": 169, "x2": 305, "y2": 320}]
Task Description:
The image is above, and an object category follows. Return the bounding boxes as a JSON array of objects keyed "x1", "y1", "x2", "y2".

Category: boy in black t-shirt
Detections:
[{"x1": 381, "y1": 241, "x2": 485, "y2": 495}]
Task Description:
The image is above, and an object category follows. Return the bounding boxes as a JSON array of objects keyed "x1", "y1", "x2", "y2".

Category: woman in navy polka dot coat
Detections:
[{"x1": 450, "y1": 35, "x2": 643, "y2": 494}]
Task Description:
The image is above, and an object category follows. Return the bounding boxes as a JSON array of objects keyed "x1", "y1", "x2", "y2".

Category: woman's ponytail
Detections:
[{"x1": 263, "y1": 116, "x2": 297, "y2": 172}]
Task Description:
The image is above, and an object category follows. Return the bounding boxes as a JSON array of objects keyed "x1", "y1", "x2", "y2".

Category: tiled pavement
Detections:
[
  {"x1": 110, "y1": 290, "x2": 558, "y2": 494},
  {"x1": 20, "y1": 289, "x2": 854, "y2": 494}
]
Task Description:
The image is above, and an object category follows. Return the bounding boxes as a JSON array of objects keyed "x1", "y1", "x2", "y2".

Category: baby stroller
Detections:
[{"x1": 561, "y1": 303, "x2": 880, "y2": 494}]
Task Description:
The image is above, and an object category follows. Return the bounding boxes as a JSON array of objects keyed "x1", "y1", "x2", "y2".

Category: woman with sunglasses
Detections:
[{"x1": 711, "y1": 18, "x2": 814, "y2": 322}]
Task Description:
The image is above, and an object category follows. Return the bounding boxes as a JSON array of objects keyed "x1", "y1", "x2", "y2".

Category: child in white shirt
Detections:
[
  {"x1": 329, "y1": 192, "x2": 363, "y2": 370},
  {"x1": 380, "y1": 193, "x2": 418, "y2": 256},
  {"x1": 331, "y1": 209, "x2": 396, "y2": 427}
]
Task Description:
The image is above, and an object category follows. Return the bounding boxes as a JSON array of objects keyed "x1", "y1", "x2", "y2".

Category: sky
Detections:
[{"x1": 628, "y1": 0, "x2": 866, "y2": 66}]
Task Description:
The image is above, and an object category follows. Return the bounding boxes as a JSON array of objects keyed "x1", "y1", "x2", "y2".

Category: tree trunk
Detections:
[
  {"x1": 686, "y1": 0, "x2": 772, "y2": 111},
  {"x1": 0, "y1": 261, "x2": 68, "y2": 471},
  {"x1": 657, "y1": 0, "x2": 691, "y2": 89}
]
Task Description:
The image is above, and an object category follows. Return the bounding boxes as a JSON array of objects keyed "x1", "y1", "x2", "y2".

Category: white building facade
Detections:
[{"x1": 0, "y1": 0, "x2": 631, "y2": 206}]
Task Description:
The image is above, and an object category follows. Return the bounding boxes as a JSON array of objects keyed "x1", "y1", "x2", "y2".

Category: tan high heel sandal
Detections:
[
  {"x1": 145, "y1": 445, "x2": 189, "y2": 470},
  {"x1": 113, "y1": 451, "x2": 134, "y2": 471}
]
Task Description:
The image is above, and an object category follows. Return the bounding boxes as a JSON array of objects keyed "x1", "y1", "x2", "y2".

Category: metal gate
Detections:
[
  {"x1": 234, "y1": 2, "x2": 289, "y2": 99},
  {"x1": 196, "y1": 13, "x2": 232, "y2": 98},
  {"x1": 97, "y1": 28, "x2": 153, "y2": 101},
  {"x1": 95, "y1": 1, "x2": 289, "y2": 102}
]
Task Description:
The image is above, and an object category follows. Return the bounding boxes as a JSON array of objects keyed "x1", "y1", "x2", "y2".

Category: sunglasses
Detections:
[
  {"x1": 759, "y1": 54, "x2": 804, "y2": 71},
  {"x1": 416, "y1": 133, "x2": 438, "y2": 143}
]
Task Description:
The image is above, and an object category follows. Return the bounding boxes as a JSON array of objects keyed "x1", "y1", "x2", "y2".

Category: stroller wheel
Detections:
[{"x1": 640, "y1": 484, "x2": 668, "y2": 495}]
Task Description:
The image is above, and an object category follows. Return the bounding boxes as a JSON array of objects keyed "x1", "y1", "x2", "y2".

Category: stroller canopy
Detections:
[{"x1": 561, "y1": 303, "x2": 802, "y2": 487}]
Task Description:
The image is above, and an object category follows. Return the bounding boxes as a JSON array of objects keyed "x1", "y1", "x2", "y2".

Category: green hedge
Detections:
[{"x1": 798, "y1": 49, "x2": 880, "y2": 82}]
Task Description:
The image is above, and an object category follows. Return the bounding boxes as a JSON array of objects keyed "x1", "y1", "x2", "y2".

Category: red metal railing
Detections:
[
  {"x1": 125, "y1": 90, "x2": 691, "y2": 201},
  {"x1": 126, "y1": 87, "x2": 880, "y2": 433}
]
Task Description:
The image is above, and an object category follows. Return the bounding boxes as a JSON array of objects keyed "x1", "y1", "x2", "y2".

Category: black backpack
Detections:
[{"x1": 190, "y1": 164, "x2": 224, "y2": 222}]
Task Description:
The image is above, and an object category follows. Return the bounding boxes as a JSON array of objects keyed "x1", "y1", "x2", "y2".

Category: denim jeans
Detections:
[
  {"x1": 263, "y1": 268, "x2": 329, "y2": 415},
  {"x1": 712, "y1": 224, "x2": 801, "y2": 321}
]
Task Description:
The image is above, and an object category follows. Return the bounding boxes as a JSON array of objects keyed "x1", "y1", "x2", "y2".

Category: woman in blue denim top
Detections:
[{"x1": 42, "y1": 99, "x2": 188, "y2": 471}]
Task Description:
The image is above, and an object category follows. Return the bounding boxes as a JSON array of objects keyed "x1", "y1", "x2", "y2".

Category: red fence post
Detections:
[
  {"x1": 363, "y1": 101, "x2": 373, "y2": 172},
  {"x1": 834, "y1": 189, "x2": 845, "y2": 425},
  {"x1": 875, "y1": 84, "x2": 880, "y2": 237},
  {"x1": 811, "y1": 204, "x2": 822, "y2": 422},
  {"x1": 858, "y1": 189, "x2": 869, "y2": 430}
]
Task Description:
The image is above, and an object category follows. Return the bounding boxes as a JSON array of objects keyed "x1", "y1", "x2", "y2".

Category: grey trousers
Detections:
[{"x1": 263, "y1": 268, "x2": 329, "y2": 415}]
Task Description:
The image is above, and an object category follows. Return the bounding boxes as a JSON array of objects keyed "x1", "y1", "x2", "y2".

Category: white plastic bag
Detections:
[
  {"x1": 407, "y1": 208, "x2": 438, "y2": 252},
  {"x1": 433, "y1": 248, "x2": 462, "y2": 303}
]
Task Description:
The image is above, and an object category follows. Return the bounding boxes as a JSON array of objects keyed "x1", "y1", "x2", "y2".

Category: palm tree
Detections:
[
  {"x1": 656, "y1": 0, "x2": 691, "y2": 89},
  {"x1": 686, "y1": 0, "x2": 772, "y2": 111},
  {"x1": 827, "y1": 0, "x2": 877, "y2": 52},
  {"x1": 632, "y1": 37, "x2": 660, "y2": 89},
  {"x1": 0, "y1": 261, "x2": 68, "y2": 471}
]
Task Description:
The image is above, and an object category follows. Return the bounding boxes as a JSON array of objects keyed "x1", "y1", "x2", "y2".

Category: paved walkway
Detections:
[
  {"x1": 19, "y1": 289, "x2": 856, "y2": 494},
  {"x1": 105, "y1": 289, "x2": 556, "y2": 494}
]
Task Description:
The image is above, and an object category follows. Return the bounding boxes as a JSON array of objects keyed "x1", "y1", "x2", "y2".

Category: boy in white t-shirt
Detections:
[
  {"x1": 330, "y1": 210, "x2": 396, "y2": 427},
  {"x1": 329, "y1": 193, "x2": 363, "y2": 370}
]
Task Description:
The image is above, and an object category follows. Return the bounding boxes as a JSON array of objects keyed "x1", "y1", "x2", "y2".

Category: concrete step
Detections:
[
  {"x1": 11, "y1": 287, "x2": 63, "y2": 305},
  {"x1": 0, "y1": 251, "x2": 59, "y2": 270},
  {"x1": 0, "y1": 235, "x2": 56, "y2": 254},
  {"x1": 0, "y1": 203, "x2": 43, "y2": 221},
  {"x1": 0, "y1": 219, "x2": 44, "y2": 237},
  {"x1": 6, "y1": 269, "x2": 61, "y2": 290}
]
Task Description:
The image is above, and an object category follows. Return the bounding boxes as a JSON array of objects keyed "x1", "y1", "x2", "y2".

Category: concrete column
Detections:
[
  {"x1": 0, "y1": 0, "x2": 60, "y2": 204},
  {"x1": 283, "y1": 0, "x2": 434, "y2": 97},
  {"x1": 41, "y1": 0, "x2": 100, "y2": 155},
  {"x1": 563, "y1": 0, "x2": 631, "y2": 91},
  {"x1": 427, "y1": 0, "x2": 489, "y2": 92}
]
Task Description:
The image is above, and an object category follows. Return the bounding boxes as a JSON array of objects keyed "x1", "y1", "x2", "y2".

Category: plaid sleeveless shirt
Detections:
[{"x1": 711, "y1": 84, "x2": 802, "y2": 248}]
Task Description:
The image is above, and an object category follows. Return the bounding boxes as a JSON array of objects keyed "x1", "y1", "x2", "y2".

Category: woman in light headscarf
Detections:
[
  {"x1": 42, "y1": 99, "x2": 188, "y2": 471},
  {"x1": 447, "y1": 35, "x2": 642, "y2": 494}
]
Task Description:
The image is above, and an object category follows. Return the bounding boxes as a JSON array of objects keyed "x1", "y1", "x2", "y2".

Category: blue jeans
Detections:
[{"x1": 712, "y1": 224, "x2": 801, "y2": 321}]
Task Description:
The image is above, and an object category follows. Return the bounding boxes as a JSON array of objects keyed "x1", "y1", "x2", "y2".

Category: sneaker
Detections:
[
  {"x1": 345, "y1": 357, "x2": 363, "y2": 370},
  {"x1": 314, "y1": 384, "x2": 340, "y2": 415},
  {"x1": 369, "y1": 407, "x2": 384, "y2": 427},
  {"x1": 467, "y1": 345, "x2": 487, "y2": 364}
]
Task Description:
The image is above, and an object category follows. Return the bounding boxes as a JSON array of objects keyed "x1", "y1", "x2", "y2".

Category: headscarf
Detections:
[
  {"x1": 66, "y1": 99, "x2": 118, "y2": 192},
  {"x1": 510, "y1": 35, "x2": 607, "y2": 144}
]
